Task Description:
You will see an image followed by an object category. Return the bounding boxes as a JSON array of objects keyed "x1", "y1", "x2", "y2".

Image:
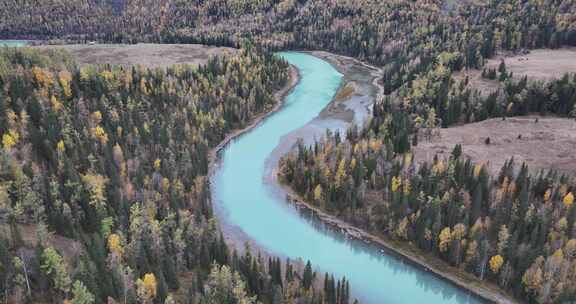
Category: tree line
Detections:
[{"x1": 2, "y1": 0, "x2": 575, "y2": 94}]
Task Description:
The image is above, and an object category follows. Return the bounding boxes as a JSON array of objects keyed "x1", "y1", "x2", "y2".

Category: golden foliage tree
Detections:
[
  {"x1": 313, "y1": 184, "x2": 323, "y2": 202},
  {"x1": 136, "y1": 273, "x2": 157, "y2": 303},
  {"x1": 438, "y1": 227, "x2": 452, "y2": 252},
  {"x1": 107, "y1": 233, "x2": 124, "y2": 257},
  {"x1": 563, "y1": 192, "x2": 574, "y2": 208},
  {"x1": 489, "y1": 255, "x2": 504, "y2": 273}
]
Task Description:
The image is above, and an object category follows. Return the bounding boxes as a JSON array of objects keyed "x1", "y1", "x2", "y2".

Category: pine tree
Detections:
[{"x1": 302, "y1": 261, "x2": 313, "y2": 290}]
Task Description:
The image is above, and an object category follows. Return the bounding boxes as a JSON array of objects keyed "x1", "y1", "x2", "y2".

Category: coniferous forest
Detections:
[
  {"x1": 0, "y1": 47, "x2": 353, "y2": 303},
  {"x1": 1, "y1": 0, "x2": 576, "y2": 303}
]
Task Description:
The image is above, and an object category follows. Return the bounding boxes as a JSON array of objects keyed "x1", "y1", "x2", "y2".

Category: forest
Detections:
[
  {"x1": 2, "y1": 0, "x2": 576, "y2": 95},
  {"x1": 279, "y1": 61, "x2": 576, "y2": 303},
  {"x1": 0, "y1": 47, "x2": 351, "y2": 303},
  {"x1": 1, "y1": 0, "x2": 576, "y2": 303}
]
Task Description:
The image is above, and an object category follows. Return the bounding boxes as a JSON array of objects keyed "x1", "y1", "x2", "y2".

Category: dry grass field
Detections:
[
  {"x1": 37, "y1": 43, "x2": 237, "y2": 68},
  {"x1": 453, "y1": 48, "x2": 576, "y2": 95},
  {"x1": 413, "y1": 116, "x2": 576, "y2": 176}
]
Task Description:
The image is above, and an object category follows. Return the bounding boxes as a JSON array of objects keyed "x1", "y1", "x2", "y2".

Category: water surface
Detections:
[
  {"x1": 0, "y1": 40, "x2": 29, "y2": 47},
  {"x1": 211, "y1": 52, "x2": 484, "y2": 304}
]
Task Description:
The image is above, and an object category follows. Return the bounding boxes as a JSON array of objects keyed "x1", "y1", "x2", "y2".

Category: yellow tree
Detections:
[
  {"x1": 473, "y1": 164, "x2": 483, "y2": 178},
  {"x1": 154, "y1": 158, "x2": 161, "y2": 171},
  {"x1": 522, "y1": 257, "x2": 544, "y2": 296},
  {"x1": 2, "y1": 133, "x2": 16, "y2": 150},
  {"x1": 432, "y1": 160, "x2": 446, "y2": 175},
  {"x1": 31, "y1": 67, "x2": 54, "y2": 88},
  {"x1": 438, "y1": 227, "x2": 452, "y2": 252},
  {"x1": 91, "y1": 126, "x2": 108, "y2": 145},
  {"x1": 489, "y1": 255, "x2": 504, "y2": 273},
  {"x1": 136, "y1": 273, "x2": 157, "y2": 303},
  {"x1": 107, "y1": 233, "x2": 124, "y2": 257},
  {"x1": 56, "y1": 140, "x2": 65, "y2": 153},
  {"x1": 391, "y1": 176, "x2": 401, "y2": 193},
  {"x1": 543, "y1": 188, "x2": 552, "y2": 202},
  {"x1": 58, "y1": 70, "x2": 72, "y2": 98},
  {"x1": 313, "y1": 184, "x2": 323, "y2": 202},
  {"x1": 563, "y1": 192, "x2": 574, "y2": 208},
  {"x1": 81, "y1": 174, "x2": 108, "y2": 209},
  {"x1": 335, "y1": 159, "x2": 346, "y2": 187},
  {"x1": 2, "y1": 130, "x2": 19, "y2": 150}
]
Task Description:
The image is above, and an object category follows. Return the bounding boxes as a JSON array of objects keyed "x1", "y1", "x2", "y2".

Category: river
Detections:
[
  {"x1": 211, "y1": 52, "x2": 485, "y2": 304},
  {"x1": 0, "y1": 40, "x2": 29, "y2": 47}
]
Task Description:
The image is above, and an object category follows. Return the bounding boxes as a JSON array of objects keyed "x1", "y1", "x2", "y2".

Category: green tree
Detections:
[{"x1": 69, "y1": 281, "x2": 95, "y2": 304}]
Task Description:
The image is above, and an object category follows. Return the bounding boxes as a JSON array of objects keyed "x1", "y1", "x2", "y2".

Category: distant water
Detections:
[
  {"x1": 0, "y1": 40, "x2": 29, "y2": 47},
  {"x1": 211, "y1": 52, "x2": 485, "y2": 304}
]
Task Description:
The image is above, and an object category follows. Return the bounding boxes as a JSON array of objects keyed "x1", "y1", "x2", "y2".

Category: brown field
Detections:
[
  {"x1": 413, "y1": 116, "x2": 576, "y2": 176},
  {"x1": 2, "y1": 224, "x2": 81, "y2": 264},
  {"x1": 489, "y1": 48, "x2": 576, "y2": 80},
  {"x1": 36, "y1": 43, "x2": 237, "y2": 68},
  {"x1": 453, "y1": 48, "x2": 576, "y2": 95}
]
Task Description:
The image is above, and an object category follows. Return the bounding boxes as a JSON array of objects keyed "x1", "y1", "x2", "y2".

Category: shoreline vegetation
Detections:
[
  {"x1": 2, "y1": 0, "x2": 575, "y2": 302},
  {"x1": 208, "y1": 64, "x2": 300, "y2": 173},
  {"x1": 277, "y1": 46, "x2": 576, "y2": 303},
  {"x1": 207, "y1": 63, "x2": 300, "y2": 256},
  {"x1": 272, "y1": 53, "x2": 518, "y2": 304},
  {"x1": 1, "y1": 42, "x2": 571, "y2": 303},
  {"x1": 1, "y1": 46, "x2": 341, "y2": 304},
  {"x1": 208, "y1": 49, "x2": 515, "y2": 303},
  {"x1": 280, "y1": 186, "x2": 516, "y2": 304}
]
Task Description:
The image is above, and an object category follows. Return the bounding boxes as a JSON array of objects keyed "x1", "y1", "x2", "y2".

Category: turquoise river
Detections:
[
  {"x1": 213, "y1": 52, "x2": 486, "y2": 303},
  {"x1": 0, "y1": 40, "x2": 29, "y2": 47}
]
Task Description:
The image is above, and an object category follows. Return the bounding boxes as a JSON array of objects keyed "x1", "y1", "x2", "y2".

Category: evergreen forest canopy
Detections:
[
  {"x1": 2, "y1": 0, "x2": 576, "y2": 94},
  {"x1": 1, "y1": 0, "x2": 576, "y2": 303},
  {"x1": 0, "y1": 47, "x2": 352, "y2": 303}
]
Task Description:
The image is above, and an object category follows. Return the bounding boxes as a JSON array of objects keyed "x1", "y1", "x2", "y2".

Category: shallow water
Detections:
[
  {"x1": 0, "y1": 40, "x2": 29, "y2": 47},
  {"x1": 211, "y1": 52, "x2": 485, "y2": 304}
]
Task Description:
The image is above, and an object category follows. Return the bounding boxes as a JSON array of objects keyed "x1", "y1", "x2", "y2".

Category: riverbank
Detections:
[
  {"x1": 208, "y1": 51, "x2": 382, "y2": 272},
  {"x1": 308, "y1": 51, "x2": 384, "y2": 124},
  {"x1": 279, "y1": 183, "x2": 517, "y2": 304},
  {"x1": 265, "y1": 53, "x2": 519, "y2": 304},
  {"x1": 208, "y1": 64, "x2": 300, "y2": 170},
  {"x1": 309, "y1": 50, "x2": 384, "y2": 97},
  {"x1": 211, "y1": 51, "x2": 494, "y2": 303},
  {"x1": 207, "y1": 64, "x2": 301, "y2": 257}
]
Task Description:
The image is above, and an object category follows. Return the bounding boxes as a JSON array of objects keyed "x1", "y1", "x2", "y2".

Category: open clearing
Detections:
[
  {"x1": 2, "y1": 224, "x2": 81, "y2": 265},
  {"x1": 36, "y1": 43, "x2": 237, "y2": 68},
  {"x1": 413, "y1": 116, "x2": 576, "y2": 176},
  {"x1": 488, "y1": 48, "x2": 576, "y2": 80},
  {"x1": 453, "y1": 48, "x2": 576, "y2": 95}
]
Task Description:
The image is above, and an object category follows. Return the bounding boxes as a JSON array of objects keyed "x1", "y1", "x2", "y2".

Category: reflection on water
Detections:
[
  {"x1": 211, "y1": 52, "x2": 485, "y2": 304},
  {"x1": 293, "y1": 204, "x2": 482, "y2": 303}
]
